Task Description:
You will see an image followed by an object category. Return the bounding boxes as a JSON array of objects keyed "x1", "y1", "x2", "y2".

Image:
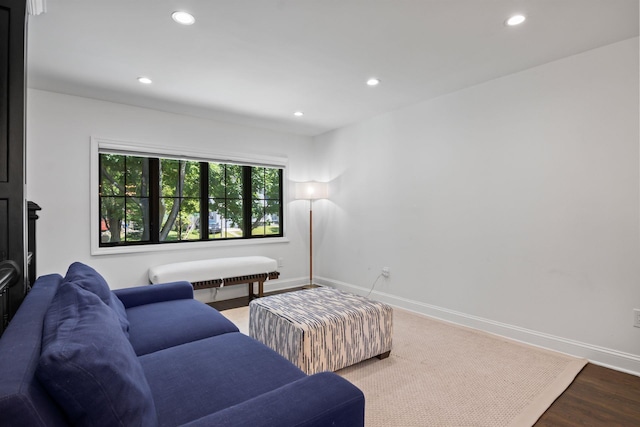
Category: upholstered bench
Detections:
[
  {"x1": 249, "y1": 287, "x2": 393, "y2": 374},
  {"x1": 148, "y1": 256, "x2": 279, "y2": 299}
]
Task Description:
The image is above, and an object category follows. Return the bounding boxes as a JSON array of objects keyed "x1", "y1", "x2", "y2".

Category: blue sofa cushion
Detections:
[
  {"x1": 182, "y1": 372, "x2": 365, "y2": 427},
  {"x1": 36, "y1": 283, "x2": 158, "y2": 427},
  {"x1": 0, "y1": 274, "x2": 70, "y2": 427},
  {"x1": 126, "y1": 298, "x2": 239, "y2": 356},
  {"x1": 139, "y1": 332, "x2": 306, "y2": 427},
  {"x1": 62, "y1": 262, "x2": 130, "y2": 336}
]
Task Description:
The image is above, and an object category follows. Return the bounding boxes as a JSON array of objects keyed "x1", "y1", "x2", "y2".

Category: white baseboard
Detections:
[
  {"x1": 316, "y1": 276, "x2": 640, "y2": 377},
  {"x1": 263, "y1": 276, "x2": 309, "y2": 293},
  {"x1": 194, "y1": 276, "x2": 308, "y2": 303}
]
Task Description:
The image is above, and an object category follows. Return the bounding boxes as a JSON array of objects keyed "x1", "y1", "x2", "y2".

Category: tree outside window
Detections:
[
  {"x1": 251, "y1": 167, "x2": 281, "y2": 236},
  {"x1": 99, "y1": 152, "x2": 283, "y2": 246},
  {"x1": 99, "y1": 154, "x2": 150, "y2": 244}
]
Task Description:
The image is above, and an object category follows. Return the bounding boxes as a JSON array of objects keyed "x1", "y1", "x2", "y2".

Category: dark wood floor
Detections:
[
  {"x1": 207, "y1": 295, "x2": 252, "y2": 311},
  {"x1": 206, "y1": 286, "x2": 307, "y2": 311},
  {"x1": 210, "y1": 290, "x2": 640, "y2": 426},
  {"x1": 536, "y1": 363, "x2": 640, "y2": 426}
]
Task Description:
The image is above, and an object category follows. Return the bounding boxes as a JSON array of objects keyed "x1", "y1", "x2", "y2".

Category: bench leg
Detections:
[
  {"x1": 248, "y1": 280, "x2": 265, "y2": 300},
  {"x1": 258, "y1": 279, "x2": 265, "y2": 298},
  {"x1": 376, "y1": 350, "x2": 391, "y2": 360}
]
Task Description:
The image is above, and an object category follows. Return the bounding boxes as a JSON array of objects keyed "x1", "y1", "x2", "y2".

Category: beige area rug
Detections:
[
  {"x1": 220, "y1": 306, "x2": 251, "y2": 334},
  {"x1": 221, "y1": 306, "x2": 586, "y2": 427}
]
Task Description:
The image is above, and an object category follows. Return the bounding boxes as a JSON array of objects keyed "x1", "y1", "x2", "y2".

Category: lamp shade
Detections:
[{"x1": 295, "y1": 181, "x2": 329, "y2": 200}]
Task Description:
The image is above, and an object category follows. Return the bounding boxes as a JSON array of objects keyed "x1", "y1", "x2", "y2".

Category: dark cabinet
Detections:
[{"x1": 0, "y1": 0, "x2": 27, "y2": 321}]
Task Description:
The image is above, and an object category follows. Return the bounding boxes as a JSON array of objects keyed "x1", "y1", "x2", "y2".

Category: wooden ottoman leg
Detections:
[{"x1": 376, "y1": 350, "x2": 391, "y2": 360}]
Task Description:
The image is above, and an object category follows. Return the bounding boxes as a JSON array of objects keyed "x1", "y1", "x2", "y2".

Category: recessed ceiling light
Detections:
[
  {"x1": 506, "y1": 14, "x2": 526, "y2": 26},
  {"x1": 366, "y1": 78, "x2": 380, "y2": 86},
  {"x1": 172, "y1": 11, "x2": 195, "y2": 25},
  {"x1": 137, "y1": 76, "x2": 152, "y2": 84},
  {"x1": 294, "y1": 111, "x2": 304, "y2": 117}
]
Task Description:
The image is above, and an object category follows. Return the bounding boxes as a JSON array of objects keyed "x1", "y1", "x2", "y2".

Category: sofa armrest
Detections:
[
  {"x1": 180, "y1": 372, "x2": 364, "y2": 427},
  {"x1": 113, "y1": 281, "x2": 194, "y2": 308}
]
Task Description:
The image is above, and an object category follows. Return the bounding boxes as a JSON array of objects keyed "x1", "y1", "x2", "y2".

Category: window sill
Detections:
[{"x1": 91, "y1": 236, "x2": 290, "y2": 256}]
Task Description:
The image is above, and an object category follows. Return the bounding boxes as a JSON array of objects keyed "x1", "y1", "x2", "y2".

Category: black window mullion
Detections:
[
  {"x1": 123, "y1": 156, "x2": 128, "y2": 243},
  {"x1": 278, "y1": 169, "x2": 283, "y2": 237},
  {"x1": 242, "y1": 166, "x2": 252, "y2": 238},
  {"x1": 200, "y1": 162, "x2": 208, "y2": 240},
  {"x1": 176, "y1": 161, "x2": 183, "y2": 238},
  {"x1": 148, "y1": 158, "x2": 160, "y2": 243},
  {"x1": 98, "y1": 154, "x2": 104, "y2": 244}
]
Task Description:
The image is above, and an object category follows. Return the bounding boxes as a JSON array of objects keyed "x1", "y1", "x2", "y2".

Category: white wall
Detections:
[
  {"x1": 26, "y1": 90, "x2": 314, "y2": 300},
  {"x1": 313, "y1": 38, "x2": 640, "y2": 374}
]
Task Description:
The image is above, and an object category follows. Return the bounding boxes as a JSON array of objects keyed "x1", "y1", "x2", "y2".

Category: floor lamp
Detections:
[{"x1": 295, "y1": 181, "x2": 329, "y2": 286}]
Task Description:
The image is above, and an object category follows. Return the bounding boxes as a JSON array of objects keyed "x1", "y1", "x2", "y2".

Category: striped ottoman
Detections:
[{"x1": 249, "y1": 287, "x2": 393, "y2": 374}]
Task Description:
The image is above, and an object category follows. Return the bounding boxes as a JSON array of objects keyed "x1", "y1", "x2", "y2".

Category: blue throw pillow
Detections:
[
  {"x1": 37, "y1": 283, "x2": 158, "y2": 427},
  {"x1": 109, "y1": 292, "x2": 130, "y2": 334},
  {"x1": 63, "y1": 262, "x2": 130, "y2": 337},
  {"x1": 63, "y1": 262, "x2": 111, "y2": 302}
]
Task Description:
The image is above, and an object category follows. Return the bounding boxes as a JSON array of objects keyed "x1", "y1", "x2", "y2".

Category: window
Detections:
[
  {"x1": 251, "y1": 167, "x2": 282, "y2": 237},
  {"x1": 98, "y1": 150, "x2": 284, "y2": 248}
]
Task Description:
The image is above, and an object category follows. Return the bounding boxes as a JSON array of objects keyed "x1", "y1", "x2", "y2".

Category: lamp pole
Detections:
[
  {"x1": 295, "y1": 181, "x2": 328, "y2": 288},
  {"x1": 309, "y1": 199, "x2": 313, "y2": 285}
]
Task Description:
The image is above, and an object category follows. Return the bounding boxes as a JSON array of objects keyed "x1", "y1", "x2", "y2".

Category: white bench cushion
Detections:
[{"x1": 148, "y1": 256, "x2": 278, "y2": 284}]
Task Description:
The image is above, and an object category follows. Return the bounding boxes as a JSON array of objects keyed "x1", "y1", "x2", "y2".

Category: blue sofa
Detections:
[{"x1": 0, "y1": 263, "x2": 365, "y2": 427}]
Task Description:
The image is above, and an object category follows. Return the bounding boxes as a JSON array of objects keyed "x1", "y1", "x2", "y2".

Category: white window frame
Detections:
[{"x1": 90, "y1": 137, "x2": 290, "y2": 255}]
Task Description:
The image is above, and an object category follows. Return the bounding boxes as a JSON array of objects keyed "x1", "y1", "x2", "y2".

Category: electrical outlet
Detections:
[
  {"x1": 634, "y1": 309, "x2": 640, "y2": 328},
  {"x1": 277, "y1": 257, "x2": 284, "y2": 268},
  {"x1": 382, "y1": 267, "x2": 390, "y2": 278}
]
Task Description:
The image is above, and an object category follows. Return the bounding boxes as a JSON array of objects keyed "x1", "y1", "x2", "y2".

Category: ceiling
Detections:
[{"x1": 27, "y1": 1, "x2": 639, "y2": 137}]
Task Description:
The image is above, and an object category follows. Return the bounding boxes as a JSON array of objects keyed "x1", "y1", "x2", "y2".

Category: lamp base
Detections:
[{"x1": 302, "y1": 284, "x2": 321, "y2": 290}]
